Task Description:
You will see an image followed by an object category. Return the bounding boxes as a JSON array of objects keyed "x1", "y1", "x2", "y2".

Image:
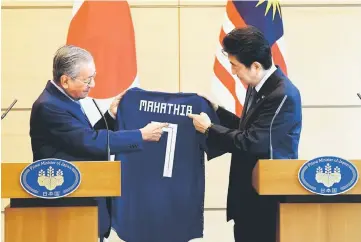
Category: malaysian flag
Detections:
[
  {"x1": 66, "y1": 0, "x2": 139, "y2": 123},
  {"x1": 212, "y1": 0, "x2": 287, "y2": 116}
]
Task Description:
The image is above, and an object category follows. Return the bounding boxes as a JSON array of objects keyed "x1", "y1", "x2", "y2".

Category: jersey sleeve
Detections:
[
  {"x1": 198, "y1": 98, "x2": 227, "y2": 160},
  {"x1": 115, "y1": 88, "x2": 137, "y2": 130},
  {"x1": 115, "y1": 98, "x2": 126, "y2": 131}
]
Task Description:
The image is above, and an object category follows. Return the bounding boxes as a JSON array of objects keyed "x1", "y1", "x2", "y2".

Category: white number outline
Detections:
[{"x1": 152, "y1": 122, "x2": 178, "y2": 178}]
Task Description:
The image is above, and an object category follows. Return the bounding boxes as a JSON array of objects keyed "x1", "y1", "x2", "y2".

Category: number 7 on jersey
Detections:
[{"x1": 152, "y1": 122, "x2": 178, "y2": 178}]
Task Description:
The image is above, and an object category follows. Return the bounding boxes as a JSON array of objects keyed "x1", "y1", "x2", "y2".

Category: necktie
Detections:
[
  {"x1": 75, "y1": 101, "x2": 91, "y2": 125},
  {"x1": 246, "y1": 88, "x2": 257, "y2": 113}
]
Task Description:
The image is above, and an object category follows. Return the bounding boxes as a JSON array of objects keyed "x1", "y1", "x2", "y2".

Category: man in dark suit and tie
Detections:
[
  {"x1": 28, "y1": 45, "x2": 168, "y2": 242},
  {"x1": 189, "y1": 26, "x2": 302, "y2": 242}
]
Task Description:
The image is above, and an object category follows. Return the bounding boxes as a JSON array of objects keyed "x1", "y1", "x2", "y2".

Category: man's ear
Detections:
[
  {"x1": 252, "y1": 61, "x2": 263, "y2": 71},
  {"x1": 60, "y1": 75, "x2": 70, "y2": 89}
]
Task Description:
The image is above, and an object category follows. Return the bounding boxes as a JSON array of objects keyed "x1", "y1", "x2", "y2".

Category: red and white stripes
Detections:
[{"x1": 212, "y1": 1, "x2": 287, "y2": 116}]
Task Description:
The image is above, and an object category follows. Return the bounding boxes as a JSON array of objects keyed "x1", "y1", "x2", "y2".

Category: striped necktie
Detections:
[
  {"x1": 75, "y1": 101, "x2": 91, "y2": 125},
  {"x1": 246, "y1": 88, "x2": 257, "y2": 114}
]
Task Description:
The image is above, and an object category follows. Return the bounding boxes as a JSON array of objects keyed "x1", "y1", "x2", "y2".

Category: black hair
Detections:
[{"x1": 222, "y1": 25, "x2": 272, "y2": 69}]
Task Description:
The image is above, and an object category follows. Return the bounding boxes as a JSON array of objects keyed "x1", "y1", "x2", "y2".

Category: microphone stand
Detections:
[
  {"x1": 269, "y1": 95, "x2": 287, "y2": 160},
  {"x1": 92, "y1": 99, "x2": 110, "y2": 161},
  {"x1": 92, "y1": 98, "x2": 112, "y2": 239}
]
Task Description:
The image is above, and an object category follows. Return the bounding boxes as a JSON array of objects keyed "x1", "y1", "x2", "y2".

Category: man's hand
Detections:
[
  {"x1": 109, "y1": 90, "x2": 127, "y2": 117},
  {"x1": 197, "y1": 92, "x2": 219, "y2": 111},
  {"x1": 140, "y1": 122, "x2": 169, "y2": 141},
  {"x1": 188, "y1": 112, "x2": 211, "y2": 134}
]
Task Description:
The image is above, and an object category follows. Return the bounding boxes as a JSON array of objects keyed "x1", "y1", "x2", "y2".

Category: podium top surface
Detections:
[
  {"x1": 253, "y1": 159, "x2": 361, "y2": 195},
  {"x1": 1, "y1": 161, "x2": 121, "y2": 198}
]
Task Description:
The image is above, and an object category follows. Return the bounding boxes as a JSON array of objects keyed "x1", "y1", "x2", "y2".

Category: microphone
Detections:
[
  {"x1": 1, "y1": 99, "x2": 18, "y2": 120},
  {"x1": 92, "y1": 98, "x2": 112, "y2": 240},
  {"x1": 269, "y1": 95, "x2": 287, "y2": 160},
  {"x1": 357, "y1": 93, "x2": 361, "y2": 100},
  {"x1": 92, "y1": 99, "x2": 110, "y2": 161}
]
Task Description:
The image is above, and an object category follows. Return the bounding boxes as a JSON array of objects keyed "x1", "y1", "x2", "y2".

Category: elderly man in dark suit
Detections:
[
  {"x1": 189, "y1": 26, "x2": 302, "y2": 242},
  {"x1": 29, "y1": 45, "x2": 168, "y2": 242}
]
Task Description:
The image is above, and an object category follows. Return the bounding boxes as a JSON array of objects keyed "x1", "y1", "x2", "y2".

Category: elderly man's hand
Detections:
[
  {"x1": 109, "y1": 90, "x2": 127, "y2": 117},
  {"x1": 140, "y1": 122, "x2": 169, "y2": 141},
  {"x1": 188, "y1": 112, "x2": 211, "y2": 134}
]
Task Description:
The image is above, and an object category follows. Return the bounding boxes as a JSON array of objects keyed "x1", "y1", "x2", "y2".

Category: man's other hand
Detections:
[
  {"x1": 188, "y1": 112, "x2": 211, "y2": 134},
  {"x1": 140, "y1": 122, "x2": 169, "y2": 141}
]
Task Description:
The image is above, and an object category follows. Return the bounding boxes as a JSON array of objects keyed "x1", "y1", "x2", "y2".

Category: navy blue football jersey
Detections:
[{"x1": 111, "y1": 87, "x2": 223, "y2": 242}]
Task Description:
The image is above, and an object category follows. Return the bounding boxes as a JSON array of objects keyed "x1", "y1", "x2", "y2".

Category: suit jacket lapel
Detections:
[
  {"x1": 241, "y1": 69, "x2": 282, "y2": 127},
  {"x1": 45, "y1": 81, "x2": 92, "y2": 127}
]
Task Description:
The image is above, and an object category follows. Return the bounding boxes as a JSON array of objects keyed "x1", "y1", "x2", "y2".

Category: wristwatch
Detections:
[{"x1": 204, "y1": 123, "x2": 213, "y2": 137}]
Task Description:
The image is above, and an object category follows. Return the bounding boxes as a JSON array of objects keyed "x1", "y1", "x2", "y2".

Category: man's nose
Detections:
[{"x1": 88, "y1": 78, "x2": 95, "y2": 88}]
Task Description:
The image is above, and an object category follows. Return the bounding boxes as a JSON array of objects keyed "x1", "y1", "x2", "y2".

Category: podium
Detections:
[
  {"x1": 1, "y1": 161, "x2": 121, "y2": 242},
  {"x1": 253, "y1": 159, "x2": 361, "y2": 242}
]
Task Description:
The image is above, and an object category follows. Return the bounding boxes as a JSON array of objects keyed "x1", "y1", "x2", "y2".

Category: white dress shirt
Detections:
[
  {"x1": 255, "y1": 65, "x2": 277, "y2": 92},
  {"x1": 50, "y1": 80, "x2": 115, "y2": 119}
]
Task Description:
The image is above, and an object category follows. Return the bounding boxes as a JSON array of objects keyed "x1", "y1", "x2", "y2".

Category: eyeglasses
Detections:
[{"x1": 71, "y1": 73, "x2": 96, "y2": 85}]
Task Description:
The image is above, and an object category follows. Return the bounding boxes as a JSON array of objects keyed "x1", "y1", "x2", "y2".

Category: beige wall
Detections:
[{"x1": 2, "y1": 1, "x2": 361, "y2": 241}]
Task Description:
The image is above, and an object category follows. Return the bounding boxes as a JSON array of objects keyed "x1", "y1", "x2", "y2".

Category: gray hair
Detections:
[{"x1": 52, "y1": 45, "x2": 94, "y2": 83}]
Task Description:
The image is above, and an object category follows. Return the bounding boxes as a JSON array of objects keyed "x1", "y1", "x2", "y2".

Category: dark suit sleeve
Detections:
[
  {"x1": 93, "y1": 111, "x2": 116, "y2": 131},
  {"x1": 207, "y1": 94, "x2": 298, "y2": 156},
  {"x1": 199, "y1": 100, "x2": 227, "y2": 160},
  {"x1": 39, "y1": 103, "x2": 143, "y2": 157},
  {"x1": 216, "y1": 106, "x2": 240, "y2": 129}
]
